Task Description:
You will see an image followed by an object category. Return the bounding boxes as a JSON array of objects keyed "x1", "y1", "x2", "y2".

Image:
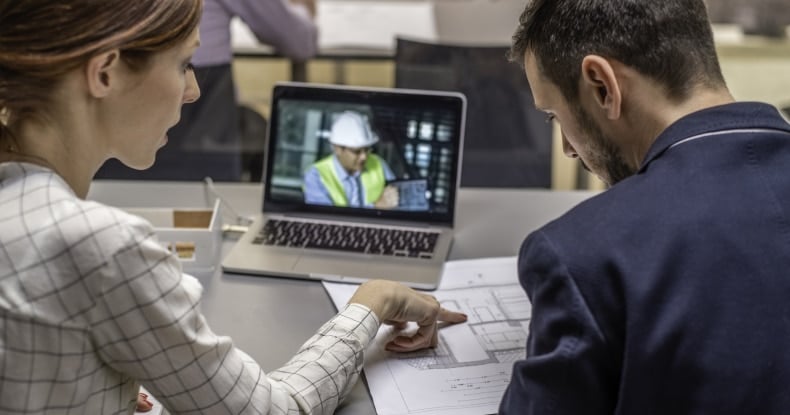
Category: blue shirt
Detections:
[{"x1": 303, "y1": 155, "x2": 395, "y2": 207}]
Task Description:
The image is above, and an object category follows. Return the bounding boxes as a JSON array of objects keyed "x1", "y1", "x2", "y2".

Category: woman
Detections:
[{"x1": 0, "y1": 1, "x2": 466, "y2": 413}]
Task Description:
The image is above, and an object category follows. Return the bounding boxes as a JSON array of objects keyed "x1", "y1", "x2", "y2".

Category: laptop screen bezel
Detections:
[{"x1": 262, "y1": 82, "x2": 466, "y2": 226}]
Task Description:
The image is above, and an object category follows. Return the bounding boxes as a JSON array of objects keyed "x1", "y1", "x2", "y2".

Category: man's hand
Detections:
[
  {"x1": 374, "y1": 185, "x2": 399, "y2": 209},
  {"x1": 348, "y1": 280, "x2": 467, "y2": 352}
]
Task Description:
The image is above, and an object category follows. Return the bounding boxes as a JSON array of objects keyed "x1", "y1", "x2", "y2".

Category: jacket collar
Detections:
[{"x1": 639, "y1": 102, "x2": 790, "y2": 172}]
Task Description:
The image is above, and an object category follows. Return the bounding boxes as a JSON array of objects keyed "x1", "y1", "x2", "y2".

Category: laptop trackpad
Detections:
[
  {"x1": 293, "y1": 254, "x2": 438, "y2": 289},
  {"x1": 293, "y1": 255, "x2": 381, "y2": 279}
]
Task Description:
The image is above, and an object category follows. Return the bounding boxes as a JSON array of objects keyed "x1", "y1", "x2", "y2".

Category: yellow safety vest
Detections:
[{"x1": 313, "y1": 155, "x2": 386, "y2": 206}]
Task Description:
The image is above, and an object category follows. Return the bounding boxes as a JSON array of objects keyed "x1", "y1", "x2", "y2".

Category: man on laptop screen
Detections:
[{"x1": 303, "y1": 111, "x2": 401, "y2": 209}]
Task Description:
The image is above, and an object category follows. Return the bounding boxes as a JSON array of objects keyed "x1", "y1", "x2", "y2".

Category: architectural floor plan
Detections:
[{"x1": 323, "y1": 256, "x2": 529, "y2": 415}]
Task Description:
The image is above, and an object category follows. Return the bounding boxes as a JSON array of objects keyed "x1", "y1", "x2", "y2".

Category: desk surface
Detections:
[{"x1": 88, "y1": 180, "x2": 596, "y2": 414}]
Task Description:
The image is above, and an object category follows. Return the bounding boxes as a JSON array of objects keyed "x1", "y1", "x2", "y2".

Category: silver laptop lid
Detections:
[{"x1": 262, "y1": 82, "x2": 467, "y2": 227}]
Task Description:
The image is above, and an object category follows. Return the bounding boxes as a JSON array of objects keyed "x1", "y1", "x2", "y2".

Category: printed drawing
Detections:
[
  {"x1": 323, "y1": 257, "x2": 528, "y2": 415},
  {"x1": 393, "y1": 284, "x2": 530, "y2": 370}
]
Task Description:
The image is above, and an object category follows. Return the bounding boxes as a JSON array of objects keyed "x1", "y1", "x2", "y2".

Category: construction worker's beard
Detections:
[{"x1": 572, "y1": 102, "x2": 635, "y2": 186}]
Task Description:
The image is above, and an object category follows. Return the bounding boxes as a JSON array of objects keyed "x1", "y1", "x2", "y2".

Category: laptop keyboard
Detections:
[{"x1": 252, "y1": 219, "x2": 439, "y2": 259}]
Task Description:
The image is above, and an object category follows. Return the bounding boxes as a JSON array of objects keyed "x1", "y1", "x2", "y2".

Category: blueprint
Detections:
[{"x1": 323, "y1": 256, "x2": 530, "y2": 415}]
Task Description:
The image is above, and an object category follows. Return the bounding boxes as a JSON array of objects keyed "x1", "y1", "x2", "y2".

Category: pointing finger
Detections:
[{"x1": 438, "y1": 307, "x2": 467, "y2": 324}]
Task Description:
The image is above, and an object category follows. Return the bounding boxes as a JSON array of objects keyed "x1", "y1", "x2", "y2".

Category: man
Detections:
[
  {"x1": 500, "y1": 0, "x2": 790, "y2": 413},
  {"x1": 304, "y1": 111, "x2": 400, "y2": 208}
]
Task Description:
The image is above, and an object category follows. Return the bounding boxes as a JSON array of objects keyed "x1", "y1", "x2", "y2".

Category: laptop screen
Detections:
[{"x1": 263, "y1": 82, "x2": 466, "y2": 225}]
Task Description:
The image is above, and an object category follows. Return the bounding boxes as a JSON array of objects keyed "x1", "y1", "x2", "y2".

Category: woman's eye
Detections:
[
  {"x1": 184, "y1": 62, "x2": 195, "y2": 72},
  {"x1": 544, "y1": 114, "x2": 556, "y2": 123}
]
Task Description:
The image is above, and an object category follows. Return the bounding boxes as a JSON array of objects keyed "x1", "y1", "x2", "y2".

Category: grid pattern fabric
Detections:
[{"x1": 0, "y1": 162, "x2": 379, "y2": 414}]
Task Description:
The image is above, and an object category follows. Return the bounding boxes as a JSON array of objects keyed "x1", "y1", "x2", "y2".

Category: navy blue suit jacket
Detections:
[{"x1": 500, "y1": 102, "x2": 790, "y2": 414}]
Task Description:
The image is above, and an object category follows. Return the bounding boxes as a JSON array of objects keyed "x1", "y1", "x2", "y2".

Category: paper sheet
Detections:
[
  {"x1": 317, "y1": 1, "x2": 437, "y2": 50},
  {"x1": 323, "y1": 256, "x2": 529, "y2": 415}
]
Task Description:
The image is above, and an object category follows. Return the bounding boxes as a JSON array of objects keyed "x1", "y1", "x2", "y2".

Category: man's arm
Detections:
[
  {"x1": 499, "y1": 231, "x2": 618, "y2": 414},
  {"x1": 222, "y1": 0, "x2": 318, "y2": 60}
]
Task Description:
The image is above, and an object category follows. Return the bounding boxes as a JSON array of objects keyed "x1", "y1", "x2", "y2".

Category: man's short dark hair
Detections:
[{"x1": 510, "y1": 0, "x2": 727, "y2": 103}]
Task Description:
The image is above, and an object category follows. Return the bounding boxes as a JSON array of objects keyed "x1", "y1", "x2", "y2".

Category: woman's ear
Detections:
[
  {"x1": 580, "y1": 55, "x2": 622, "y2": 120},
  {"x1": 85, "y1": 50, "x2": 121, "y2": 98}
]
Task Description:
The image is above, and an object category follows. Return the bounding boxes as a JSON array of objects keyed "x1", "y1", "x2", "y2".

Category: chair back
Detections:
[{"x1": 394, "y1": 37, "x2": 552, "y2": 188}]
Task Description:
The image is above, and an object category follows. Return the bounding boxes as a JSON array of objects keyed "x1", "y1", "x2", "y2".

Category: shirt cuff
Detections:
[{"x1": 334, "y1": 303, "x2": 380, "y2": 347}]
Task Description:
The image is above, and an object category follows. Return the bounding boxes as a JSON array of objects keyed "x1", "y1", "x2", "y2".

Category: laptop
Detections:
[{"x1": 222, "y1": 82, "x2": 466, "y2": 289}]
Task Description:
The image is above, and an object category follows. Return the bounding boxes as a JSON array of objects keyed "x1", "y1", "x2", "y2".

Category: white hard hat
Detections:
[{"x1": 329, "y1": 111, "x2": 379, "y2": 148}]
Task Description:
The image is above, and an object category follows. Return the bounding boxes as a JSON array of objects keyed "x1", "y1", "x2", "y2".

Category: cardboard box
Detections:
[{"x1": 123, "y1": 200, "x2": 222, "y2": 274}]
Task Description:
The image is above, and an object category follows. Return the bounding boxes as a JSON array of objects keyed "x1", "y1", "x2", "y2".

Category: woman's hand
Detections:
[
  {"x1": 136, "y1": 392, "x2": 153, "y2": 412},
  {"x1": 348, "y1": 280, "x2": 467, "y2": 352}
]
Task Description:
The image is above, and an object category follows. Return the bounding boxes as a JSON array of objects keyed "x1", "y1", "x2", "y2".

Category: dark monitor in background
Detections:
[{"x1": 394, "y1": 37, "x2": 553, "y2": 188}]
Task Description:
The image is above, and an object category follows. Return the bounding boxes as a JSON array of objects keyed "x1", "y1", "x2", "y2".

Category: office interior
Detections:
[
  {"x1": 226, "y1": 2, "x2": 790, "y2": 192},
  {"x1": 100, "y1": 0, "x2": 790, "y2": 190},
  {"x1": 84, "y1": 4, "x2": 790, "y2": 413}
]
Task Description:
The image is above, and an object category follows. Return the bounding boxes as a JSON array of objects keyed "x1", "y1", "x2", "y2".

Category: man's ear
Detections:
[
  {"x1": 85, "y1": 50, "x2": 121, "y2": 98},
  {"x1": 580, "y1": 55, "x2": 622, "y2": 120}
]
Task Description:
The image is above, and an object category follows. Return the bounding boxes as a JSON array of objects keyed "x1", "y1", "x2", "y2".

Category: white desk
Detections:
[{"x1": 88, "y1": 180, "x2": 596, "y2": 414}]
